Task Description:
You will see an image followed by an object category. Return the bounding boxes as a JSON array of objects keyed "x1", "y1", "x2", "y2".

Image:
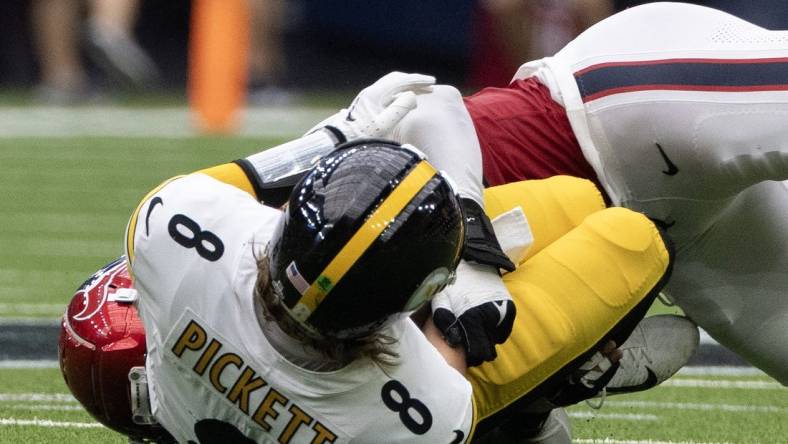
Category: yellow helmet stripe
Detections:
[{"x1": 295, "y1": 160, "x2": 438, "y2": 316}]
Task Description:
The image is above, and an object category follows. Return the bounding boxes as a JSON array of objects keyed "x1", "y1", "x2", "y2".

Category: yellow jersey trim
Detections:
[
  {"x1": 466, "y1": 395, "x2": 478, "y2": 443},
  {"x1": 197, "y1": 163, "x2": 256, "y2": 197}
]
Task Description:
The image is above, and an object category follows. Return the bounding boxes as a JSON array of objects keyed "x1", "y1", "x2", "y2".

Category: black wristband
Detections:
[{"x1": 460, "y1": 198, "x2": 516, "y2": 272}]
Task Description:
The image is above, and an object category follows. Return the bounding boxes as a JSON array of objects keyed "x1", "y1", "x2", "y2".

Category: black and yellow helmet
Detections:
[{"x1": 269, "y1": 140, "x2": 465, "y2": 339}]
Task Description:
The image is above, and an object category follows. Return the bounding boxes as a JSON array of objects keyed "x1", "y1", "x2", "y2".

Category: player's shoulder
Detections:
[
  {"x1": 128, "y1": 173, "x2": 280, "y2": 256},
  {"x1": 126, "y1": 173, "x2": 282, "y2": 303},
  {"x1": 148, "y1": 173, "x2": 268, "y2": 215},
  {"x1": 354, "y1": 320, "x2": 474, "y2": 442}
]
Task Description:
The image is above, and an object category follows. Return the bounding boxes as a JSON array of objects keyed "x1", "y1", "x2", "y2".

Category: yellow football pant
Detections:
[{"x1": 469, "y1": 176, "x2": 671, "y2": 422}]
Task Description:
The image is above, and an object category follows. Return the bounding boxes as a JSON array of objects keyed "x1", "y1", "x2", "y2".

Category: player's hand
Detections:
[
  {"x1": 309, "y1": 72, "x2": 436, "y2": 141},
  {"x1": 431, "y1": 260, "x2": 516, "y2": 367}
]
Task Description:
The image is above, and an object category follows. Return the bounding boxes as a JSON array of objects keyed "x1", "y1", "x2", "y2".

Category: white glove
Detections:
[
  {"x1": 430, "y1": 207, "x2": 534, "y2": 366},
  {"x1": 431, "y1": 260, "x2": 516, "y2": 367},
  {"x1": 309, "y1": 71, "x2": 436, "y2": 141}
]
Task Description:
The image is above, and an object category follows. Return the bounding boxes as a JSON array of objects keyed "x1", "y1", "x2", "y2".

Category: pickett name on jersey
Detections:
[{"x1": 170, "y1": 318, "x2": 339, "y2": 443}]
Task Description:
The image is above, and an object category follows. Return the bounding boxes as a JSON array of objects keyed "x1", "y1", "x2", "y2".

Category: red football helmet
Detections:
[{"x1": 59, "y1": 256, "x2": 170, "y2": 442}]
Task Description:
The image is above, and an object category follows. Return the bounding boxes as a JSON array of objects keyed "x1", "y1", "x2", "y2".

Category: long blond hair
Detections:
[{"x1": 254, "y1": 255, "x2": 399, "y2": 368}]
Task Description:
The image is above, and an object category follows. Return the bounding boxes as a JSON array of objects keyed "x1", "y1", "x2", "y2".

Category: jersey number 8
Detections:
[
  {"x1": 381, "y1": 380, "x2": 433, "y2": 435},
  {"x1": 168, "y1": 214, "x2": 225, "y2": 262}
]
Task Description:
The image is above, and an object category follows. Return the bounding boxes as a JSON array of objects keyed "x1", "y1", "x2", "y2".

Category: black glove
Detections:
[{"x1": 431, "y1": 261, "x2": 516, "y2": 366}]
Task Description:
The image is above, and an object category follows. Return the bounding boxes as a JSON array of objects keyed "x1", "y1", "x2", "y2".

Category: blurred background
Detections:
[
  {"x1": 0, "y1": 1, "x2": 786, "y2": 442},
  {"x1": 2, "y1": 0, "x2": 788, "y2": 106}
]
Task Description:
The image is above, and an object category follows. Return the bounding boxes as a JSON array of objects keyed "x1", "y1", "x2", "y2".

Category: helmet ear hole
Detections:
[{"x1": 269, "y1": 140, "x2": 465, "y2": 339}]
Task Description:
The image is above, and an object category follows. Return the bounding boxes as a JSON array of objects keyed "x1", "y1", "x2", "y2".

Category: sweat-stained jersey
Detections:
[{"x1": 125, "y1": 173, "x2": 475, "y2": 443}]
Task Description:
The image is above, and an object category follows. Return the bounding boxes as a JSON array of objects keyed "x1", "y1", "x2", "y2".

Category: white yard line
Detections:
[
  {"x1": 676, "y1": 366, "x2": 766, "y2": 377},
  {"x1": 663, "y1": 378, "x2": 784, "y2": 390},
  {"x1": 0, "y1": 394, "x2": 75, "y2": 402},
  {"x1": 0, "y1": 360, "x2": 60, "y2": 369},
  {"x1": 569, "y1": 411, "x2": 659, "y2": 421},
  {"x1": 0, "y1": 417, "x2": 102, "y2": 429},
  {"x1": 603, "y1": 400, "x2": 787, "y2": 414},
  {"x1": 6, "y1": 404, "x2": 83, "y2": 411},
  {"x1": 0, "y1": 106, "x2": 329, "y2": 138}
]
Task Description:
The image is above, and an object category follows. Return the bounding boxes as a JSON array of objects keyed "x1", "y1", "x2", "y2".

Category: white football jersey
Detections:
[{"x1": 126, "y1": 173, "x2": 475, "y2": 443}]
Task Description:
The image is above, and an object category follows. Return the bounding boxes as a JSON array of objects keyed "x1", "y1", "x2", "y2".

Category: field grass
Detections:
[
  {"x1": 0, "y1": 136, "x2": 286, "y2": 320},
  {"x1": 569, "y1": 370, "x2": 788, "y2": 443},
  {"x1": 0, "y1": 366, "x2": 784, "y2": 443},
  {"x1": 0, "y1": 134, "x2": 683, "y2": 321}
]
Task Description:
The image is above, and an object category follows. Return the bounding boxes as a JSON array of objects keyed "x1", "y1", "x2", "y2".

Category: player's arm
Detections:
[
  {"x1": 386, "y1": 79, "x2": 519, "y2": 367},
  {"x1": 196, "y1": 128, "x2": 342, "y2": 207},
  {"x1": 422, "y1": 315, "x2": 468, "y2": 375},
  {"x1": 198, "y1": 73, "x2": 434, "y2": 207}
]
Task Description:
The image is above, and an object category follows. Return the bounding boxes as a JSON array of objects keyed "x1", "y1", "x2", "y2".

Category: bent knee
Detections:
[
  {"x1": 484, "y1": 176, "x2": 605, "y2": 261},
  {"x1": 581, "y1": 207, "x2": 674, "y2": 300},
  {"x1": 584, "y1": 207, "x2": 669, "y2": 253}
]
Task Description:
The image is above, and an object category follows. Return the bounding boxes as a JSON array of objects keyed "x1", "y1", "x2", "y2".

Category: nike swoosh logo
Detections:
[
  {"x1": 607, "y1": 367, "x2": 659, "y2": 393},
  {"x1": 145, "y1": 196, "x2": 163, "y2": 236},
  {"x1": 449, "y1": 430, "x2": 465, "y2": 444},
  {"x1": 656, "y1": 143, "x2": 679, "y2": 176},
  {"x1": 494, "y1": 300, "x2": 508, "y2": 327}
]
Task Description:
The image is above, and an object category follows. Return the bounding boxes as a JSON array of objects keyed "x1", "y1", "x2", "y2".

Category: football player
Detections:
[
  {"x1": 61, "y1": 173, "x2": 683, "y2": 443},
  {"x1": 59, "y1": 71, "x2": 700, "y2": 443},
  {"x1": 121, "y1": 139, "x2": 475, "y2": 443},
  {"x1": 325, "y1": 2, "x2": 788, "y2": 386},
  {"x1": 59, "y1": 86, "x2": 695, "y2": 443}
]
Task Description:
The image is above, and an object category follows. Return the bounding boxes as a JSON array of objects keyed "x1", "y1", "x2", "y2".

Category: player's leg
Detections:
[
  {"x1": 473, "y1": 407, "x2": 571, "y2": 444},
  {"x1": 547, "y1": 2, "x2": 788, "y2": 248},
  {"x1": 468, "y1": 206, "x2": 673, "y2": 426},
  {"x1": 666, "y1": 181, "x2": 788, "y2": 385},
  {"x1": 484, "y1": 175, "x2": 605, "y2": 264},
  {"x1": 605, "y1": 313, "x2": 699, "y2": 393},
  {"x1": 537, "y1": 3, "x2": 788, "y2": 382}
]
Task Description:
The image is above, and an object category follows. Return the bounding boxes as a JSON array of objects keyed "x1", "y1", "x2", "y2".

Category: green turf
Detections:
[
  {"x1": 647, "y1": 298, "x2": 684, "y2": 316},
  {"x1": 570, "y1": 372, "x2": 788, "y2": 443},
  {"x1": 0, "y1": 368, "x2": 126, "y2": 443},
  {"x1": 0, "y1": 135, "x2": 691, "y2": 321},
  {"x1": 0, "y1": 136, "x2": 286, "y2": 319},
  {"x1": 1, "y1": 368, "x2": 784, "y2": 443}
]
